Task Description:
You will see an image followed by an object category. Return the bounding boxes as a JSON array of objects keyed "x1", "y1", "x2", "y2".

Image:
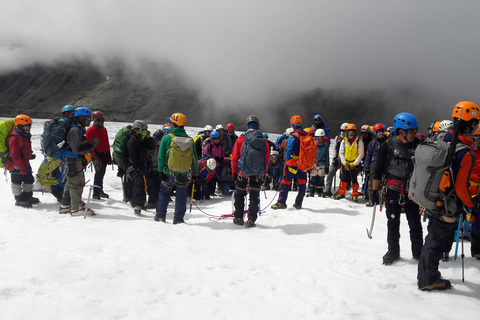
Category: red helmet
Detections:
[
  {"x1": 227, "y1": 123, "x2": 234, "y2": 130},
  {"x1": 373, "y1": 123, "x2": 384, "y2": 132},
  {"x1": 92, "y1": 111, "x2": 104, "y2": 120}
]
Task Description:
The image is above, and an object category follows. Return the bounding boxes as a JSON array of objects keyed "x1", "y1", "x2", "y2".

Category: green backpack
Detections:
[
  {"x1": 37, "y1": 158, "x2": 62, "y2": 187},
  {"x1": 112, "y1": 125, "x2": 133, "y2": 170},
  {"x1": 0, "y1": 119, "x2": 15, "y2": 168},
  {"x1": 167, "y1": 133, "x2": 194, "y2": 174}
]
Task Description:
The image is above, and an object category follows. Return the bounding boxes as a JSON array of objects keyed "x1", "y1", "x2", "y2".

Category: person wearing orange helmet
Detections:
[
  {"x1": 417, "y1": 102, "x2": 480, "y2": 291},
  {"x1": 155, "y1": 113, "x2": 198, "y2": 224},
  {"x1": 85, "y1": 111, "x2": 112, "y2": 200},
  {"x1": 334, "y1": 124, "x2": 364, "y2": 202},
  {"x1": 271, "y1": 115, "x2": 309, "y2": 210},
  {"x1": 4, "y1": 115, "x2": 38, "y2": 208}
]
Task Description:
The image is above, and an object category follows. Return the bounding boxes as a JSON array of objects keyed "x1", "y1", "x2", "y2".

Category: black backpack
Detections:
[
  {"x1": 238, "y1": 130, "x2": 267, "y2": 176},
  {"x1": 41, "y1": 119, "x2": 72, "y2": 159}
]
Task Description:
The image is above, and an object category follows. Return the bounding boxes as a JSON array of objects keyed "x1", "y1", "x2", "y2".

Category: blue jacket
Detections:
[{"x1": 364, "y1": 136, "x2": 388, "y2": 171}]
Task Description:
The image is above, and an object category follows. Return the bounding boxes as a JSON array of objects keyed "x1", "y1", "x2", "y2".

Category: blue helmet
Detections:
[
  {"x1": 393, "y1": 112, "x2": 418, "y2": 130},
  {"x1": 163, "y1": 126, "x2": 170, "y2": 133},
  {"x1": 262, "y1": 132, "x2": 268, "y2": 139},
  {"x1": 314, "y1": 114, "x2": 322, "y2": 121},
  {"x1": 75, "y1": 107, "x2": 93, "y2": 117},
  {"x1": 62, "y1": 105, "x2": 75, "y2": 113},
  {"x1": 210, "y1": 131, "x2": 220, "y2": 139}
]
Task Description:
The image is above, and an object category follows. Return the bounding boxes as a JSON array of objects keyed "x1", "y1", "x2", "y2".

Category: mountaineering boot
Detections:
[
  {"x1": 293, "y1": 194, "x2": 303, "y2": 209},
  {"x1": 307, "y1": 186, "x2": 315, "y2": 197},
  {"x1": 100, "y1": 192, "x2": 109, "y2": 198},
  {"x1": 293, "y1": 203, "x2": 302, "y2": 209},
  {"x1": 352, "y1": 196, "x2": 359, "y2": 203},
  {"x1": 316, "y1": 187, "x2": 323, "y2": 196},
  {"x1": 134, "y1": 206, "x2": 142, "y2": 216},
  {"x1": 146, "y1": 203, "x2": 156, "y2": 209},
  {"x1": 418, "y1": 279, "x2": 452, "y2": 291},
  {"x1": 271, "y1": 202, "x2": 287, "y2": 210},
  {"x1": 173, "y1": 220, "x2": 185, "y2": 225},
  {"x1": 15, "y1": 200, "x2": 32, "y2": 208},
  {"x1": 154, "y1": 216, "x2": 166, "y2": 222},
  {"x1": 27, "y1": 196, "x2": 40, "y2": 204},
  {"x1": 233, "y1": 218, "x2": 244, "y2": 226},
  {"x1": 333, "y1": 192, "x2": 345, "y2": 200},
  {"x1": 322, "y1": 191, "x2": 332, "y2": 198},
  {"x1": 442, "y1": 252, "x2": 450, "y2": 262},
  {"x1": 59, "y1": 205, "x2": 71, "y2": 214},
  {"x1": 366, "y1": 201, "x2": 374, "y2": 207},
  {"x1": 246, "y1": 220, "x2": 256, "y2": 228},
  {"x1": 71, "y1": 208, "x2": 95, "y2": 216},
  {"x1": 382, "y1": 250, "x2": 400, "y2": 265}
]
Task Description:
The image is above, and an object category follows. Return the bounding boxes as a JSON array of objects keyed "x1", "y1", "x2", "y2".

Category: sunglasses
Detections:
[
  {"x1": 406, "y1": 128, "x2": 418, "y2": 134},
  {"x1": 347, "y1": 130, "x2": 355, "y2": 134},
  {"x1": 212, "y1": 137, "x2": 220, "y2": 140},
  {"x1": 376, "y1": 129, "x2": 385, "y2": 133}
]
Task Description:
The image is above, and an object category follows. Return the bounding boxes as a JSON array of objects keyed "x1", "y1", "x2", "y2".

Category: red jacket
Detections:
[
  {"x1": 4, "y1": 127, "x2": 32, "y2": 174},
  {"x1": 231, "y1": 132, "x2": 270, "y2": 176},
  {"x1": 85, "y1": 125, "x2": 111, "y2": 156}
]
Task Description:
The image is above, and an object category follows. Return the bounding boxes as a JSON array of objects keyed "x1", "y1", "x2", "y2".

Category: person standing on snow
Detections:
[
  {"x1": 226, "y1": 123, "x2": 238, "y2": 145},
  {"x1": 370, "y1": 112, "x2": 423, "y2": 266},
  {"x1": 308, "y1": 129, "x2": 329, "y2": 197},
  {"x1": 4, "y1": 115, "x2": 38, "y2": 208},
  {"x1": 417, "y1": 102, "x2": 480, "y2": 291},
  {"x1": 271, "y1": 115, "x2": 308, "y2": 210},
  {"x1": 85, "y1": 111, "x2": 112, "y2": 200},
  {"x1": 364, "y1": 123, "x2": 388, "y2": 207},
  {"x1": 334, "y1": 124, "x2": 364, "y2": 203},
  {"x1": 231, "y1": 115, "x2": 269, "y2": 227},
  {"x1": 155, "y1": 113, "x2": 198, "y2": 224},
  {"x1": 311, "y1": 114, "x2": 331, "y2": 146},
  {"x1": 323, "y1": 122, "x2": 349, "y2": 198},
  {"x1": 59, "y1": 107, "x2": 99, "y2": 216}
]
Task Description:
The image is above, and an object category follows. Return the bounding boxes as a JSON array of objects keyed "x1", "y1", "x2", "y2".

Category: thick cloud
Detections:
[{"x1": 1, "y1": 0, "x2": 480, "y2": 110}]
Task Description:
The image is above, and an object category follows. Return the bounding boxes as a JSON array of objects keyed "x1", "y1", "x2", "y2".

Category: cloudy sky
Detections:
[{"x1": 1, "y1": 0, "x2": 480, "y2": 110}]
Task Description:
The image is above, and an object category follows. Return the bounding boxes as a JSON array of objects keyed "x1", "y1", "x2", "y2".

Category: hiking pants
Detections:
[
  {"x1": 325, "y1": 161, "x2": 339, "y2": 193},
  {"x1": 61, "y1": 160, "x2": 85, "y2": 211},
  {"x1": 131, "y1": 169, "x2": 147, "y2": 208},
  {"x1": 147, "y1": 170, "x2": 161, "y2": 205},
  {"x1": 10, "y1": 170, "x2": 34, "y2": 201},
  {"x1": 417, "y1": 217, "x2": 457, "y2": 288},
  {"x1": 472, "y1": 211, "x2": 480, "y2": 256},
  {"x1": 233, "y1": 175, "x2": 263, "y2": 222},
  {"x1": 93, "y1": 153, "x2": 109, "y2": 197},
  {"x1": 155, "y1": 175, "x2": 189, "y2": 223},
  {"x1": 277, "y1": 165, "x2": 307, "y2": 205},
  {"x1": 385, "y1": 189, "x2": 423, "y2": 256},
  {"x1": 337, "y1": 166, "x2": 360, "y2": 197}
]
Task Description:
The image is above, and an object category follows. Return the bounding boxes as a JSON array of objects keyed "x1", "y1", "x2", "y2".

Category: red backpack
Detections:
[{"x1": 292, "y1": 133, "x2": 316, "y2": 171}]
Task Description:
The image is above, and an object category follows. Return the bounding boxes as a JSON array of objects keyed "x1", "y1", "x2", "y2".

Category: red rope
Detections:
[{"x1": 192, "y1": 190, "x2": 279, "y2": 221}]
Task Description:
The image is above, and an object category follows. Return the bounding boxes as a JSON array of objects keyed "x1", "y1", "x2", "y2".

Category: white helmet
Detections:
[
  {"x1": 315, "y1": 129, "x2": 325, "y2": 137},
  {"x1": 271, "y1": 150, "x2": 279, "y2": 157},
  {"x1": 438, "y1": 120, "x2": 453, "y2": 133},
  {"x1": 206, "y1": 158, "x2": 217, "y2": 171},
  {"x1": 286, "y1": 128, "x2": 294, "y2": 136},
  {"x1": 215, "y1": 124, "x2": 224, "y2": 131},
  {"x1": 204, "y1": 125, "x2": 213, "y2": 131},
  {"x1": 340, "y1": 122, "x2": 349, "y2": 131}
]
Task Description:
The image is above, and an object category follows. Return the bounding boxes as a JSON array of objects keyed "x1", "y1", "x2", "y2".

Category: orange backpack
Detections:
[{"x1": 292, "y1": 133, "x2": 316, "y2": 171}]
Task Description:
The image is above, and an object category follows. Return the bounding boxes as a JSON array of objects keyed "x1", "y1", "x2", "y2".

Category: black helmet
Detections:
[
  {"x1": 246, "y1": 115, "x2": 259, "y2": 126},
  {"x1": 153, "y1": 129, "x2": 165, "y2": 140}
]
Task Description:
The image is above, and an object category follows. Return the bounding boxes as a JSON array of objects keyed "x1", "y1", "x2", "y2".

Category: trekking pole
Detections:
[
  {"x1": 363, "y1": 175, "x2": 369, "y2": 199},
  {"x1": 366, "y1": 204, "x2": 376, "y2": 239},
  {"x1": 454, "y1": 214, "x2": 462, "y2": 260},
  {"x1": 189, "y1": 182, "x2": 195, "y2": 213},
  {"x1": 84, "y1": 184, "x2": 100, "y2": 219}
]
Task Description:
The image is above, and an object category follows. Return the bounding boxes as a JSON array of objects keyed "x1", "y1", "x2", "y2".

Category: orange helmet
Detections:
[
  {"x1": 15, "y1": 114, "x2": 32, "y2": 126},
  {"x1": 290, "y1": 115, "x2": 302, "y2": 125},
  {"x1": 169, "y1": 113, "x2": 187, "y2": 126},
  {"x1": 452, "y1": 101, "x2": 480, "y2": 122},
  {"x1": 346, "y1": 124, "x2": 356, "y2": 131},
  {"x1": 304, "y1": 127, "x2": 315, "y2": 135},
  {"x1": 431, "y1": 121, "x2": 441, "y2": 132}
]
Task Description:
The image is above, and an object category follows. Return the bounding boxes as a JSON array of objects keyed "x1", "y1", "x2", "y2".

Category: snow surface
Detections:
[{"x1": 1, "y1": 119, "x2": 479, "y2": 320}]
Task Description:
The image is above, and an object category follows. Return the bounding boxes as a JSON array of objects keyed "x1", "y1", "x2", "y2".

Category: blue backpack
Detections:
[
  {"x1": 238, "y1": 130, "x2": 267, "y2": 176},
  {"x1": 41, "y1": 118, "x2": 72, "y2": 159}
]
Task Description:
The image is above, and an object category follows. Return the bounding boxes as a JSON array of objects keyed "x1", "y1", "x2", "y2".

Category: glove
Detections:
[
  {"x1": 117, "y1": 168, "x2": 125, "y2": 177},
  {"x1": 192, "y1": 175, "x2": 198, "y2": 182},
  {"x1": 472, "y1": 195, "x2": 480, "y2": 211},
  {"x1": 371, "y1": 190, "x2": 379, "y2": 205},
  {"x1": 324, "y1": 167, "x2": 329, "y2": 175},
  {"x1": 233, "y1": 173, "x2": 238, "y2": 181},
  {"x1": 159, "y1": 171, "x2": 168, "y2": 181}
]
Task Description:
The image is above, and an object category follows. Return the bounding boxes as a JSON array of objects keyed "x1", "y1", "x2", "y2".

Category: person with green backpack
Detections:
[
  {"x1": 154, "y1": 113, "x2": 198, "y2": 224},
  {"x1": 4, "y1": 115, "x2": 39, "y2": 208}
]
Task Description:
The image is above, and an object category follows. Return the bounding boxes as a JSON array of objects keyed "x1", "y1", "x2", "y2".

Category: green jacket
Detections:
[{"x1": 158, "y1": 127, "x2": 198, "y2": 176}]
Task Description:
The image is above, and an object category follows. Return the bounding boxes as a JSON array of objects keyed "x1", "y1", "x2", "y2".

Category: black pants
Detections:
[
  {"x1": 93, "y1": 153, "x2": 109, "y2": 197},
  {"x1": 417, "y1": 217, "x2": 457, "y2": 287},
  {"x1": 131, "y1": 169, "x2": 146, "y2": 208},
  {"x1": 385, "y1": 189, "x2": 423, "y2": 256},
  {"x1": 233, "y1": 175, "x2": 263, "y2": 222},
  {"x1": 147, "y1": 170, "x2": 161, "y2": 204}
]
